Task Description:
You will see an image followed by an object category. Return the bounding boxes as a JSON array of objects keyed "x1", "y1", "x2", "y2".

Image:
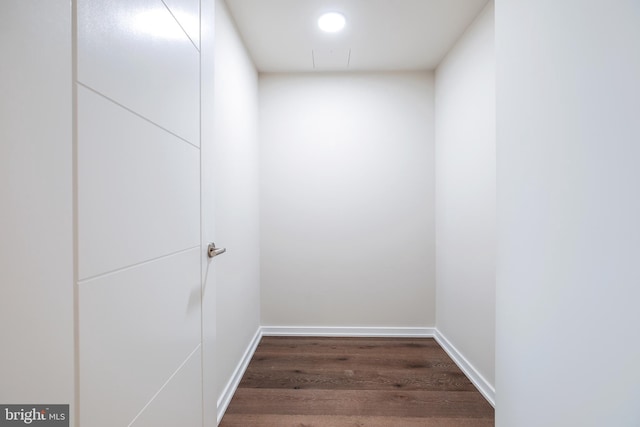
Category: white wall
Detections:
[
  {"x1": 212, "y1": 0, "x2": 261, "y2": 409},
  {"x1": 0, "y1": 0, "x2": 74, "y2": 416},
  {"x1": 260, "y1": 72, "x2": 435, "y2": 328},
  {"x1": 435, "y1": 0, "x2": 495, "y2": 396},
  {"x1": 496, "y1": 1, "x2": 640, "y2": 426}
]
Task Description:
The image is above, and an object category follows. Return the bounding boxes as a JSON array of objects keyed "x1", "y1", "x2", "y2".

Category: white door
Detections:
[{"x1": 76, "y1": 0, "x2": 204, "y2": 425}]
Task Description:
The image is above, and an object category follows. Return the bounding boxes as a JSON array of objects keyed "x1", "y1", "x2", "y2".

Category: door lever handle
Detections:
[{"x1": 207, "y1": 243, "x2": 226, "y2": 258}]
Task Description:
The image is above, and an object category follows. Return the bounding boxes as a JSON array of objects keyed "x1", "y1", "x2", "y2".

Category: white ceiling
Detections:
[{"x1": 224, "y1": 0, "x2": 490, "y2": 73}]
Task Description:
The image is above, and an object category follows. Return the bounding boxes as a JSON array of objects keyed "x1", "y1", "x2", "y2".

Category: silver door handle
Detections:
[{"x1": 207, "y1": 243, "x2": 226, "y2": 258}]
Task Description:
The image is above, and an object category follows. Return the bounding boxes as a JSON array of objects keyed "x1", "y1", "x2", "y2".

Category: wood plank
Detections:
[
  {"x1": 225, "y1": 389, "x2": 493, "y2": 418},
  {"x1": 221, "y1": 414, "x2": 495, "y2": 427},
  {"x1": 246, "y1": 353, "x2": 459, "y2": 371},
  {"x1": 255, "y1": 337, "x2": 445, "y2": 356},
  {"x1": 240, "y1": 366, "x2": 475, "y2": 391}
]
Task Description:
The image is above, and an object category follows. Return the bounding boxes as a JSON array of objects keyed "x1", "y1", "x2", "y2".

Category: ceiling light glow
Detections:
[{"x1": 318, "y1": 12, "x2": 346, "y2": 33}]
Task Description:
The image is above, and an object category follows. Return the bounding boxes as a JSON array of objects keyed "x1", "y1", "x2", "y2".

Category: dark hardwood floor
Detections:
[{"x1": 220, "y1": 336, "x2": 494, "y2": 426}]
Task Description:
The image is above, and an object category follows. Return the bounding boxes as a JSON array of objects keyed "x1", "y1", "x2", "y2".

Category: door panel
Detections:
[
  {"x1": 77, "y1": 86, "x2": 200, "y2": 280},
  {"x1": 130, "y1": 348, "x2": 203, "y2": 427},
  {"x1": 77, "y1": 0, "x2": 200, "y2": 145},
  {"x1": 78, "y1": 248, "x2": 201, "y2": 427},
  {"x1": 163, "y1": 0, "x2": 201, "y2": 49}
]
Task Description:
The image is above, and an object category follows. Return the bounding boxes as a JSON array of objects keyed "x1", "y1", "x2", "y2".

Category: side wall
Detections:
[
  {"x1": 0, "y1": 0, "x2": 74, "y2": 418},
  {"x1": 496, "y1": 1, "x2": 640, "y2": 425},
  {"x1": 435, "y1": 1, "x2": 495, "y2": 395},
  {"x1": 213, "y1": 0, "x2": 261, "y2": 408},
  {"x1": 260, "y1": 72, "x2": 436, "y2": 328}
]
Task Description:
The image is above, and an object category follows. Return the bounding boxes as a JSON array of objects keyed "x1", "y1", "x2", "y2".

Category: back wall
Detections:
[{"x1": 260, "y1": 72, "x2": 435, "y2": 327}]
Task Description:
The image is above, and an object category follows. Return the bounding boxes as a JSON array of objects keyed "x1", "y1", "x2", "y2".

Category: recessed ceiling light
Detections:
[{"x1": 318, "y1": 12, "x2": 346, "y2": 33}]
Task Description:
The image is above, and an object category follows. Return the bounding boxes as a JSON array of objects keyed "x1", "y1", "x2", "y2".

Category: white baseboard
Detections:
[
  {"x1": 216, "y1": 327, "x2": 262, "y2": 425},
  {"x1": 434, "y1": 330, "x2": 495, "y2": 407},
  {"x1": 261, "y1": 326, "x2": 436, "y2": 337}
]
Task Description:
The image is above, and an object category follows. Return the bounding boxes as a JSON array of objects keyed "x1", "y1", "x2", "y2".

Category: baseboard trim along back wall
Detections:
[{"x1": 261, "y1": 326, "x2": 436, "y2": 338}]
